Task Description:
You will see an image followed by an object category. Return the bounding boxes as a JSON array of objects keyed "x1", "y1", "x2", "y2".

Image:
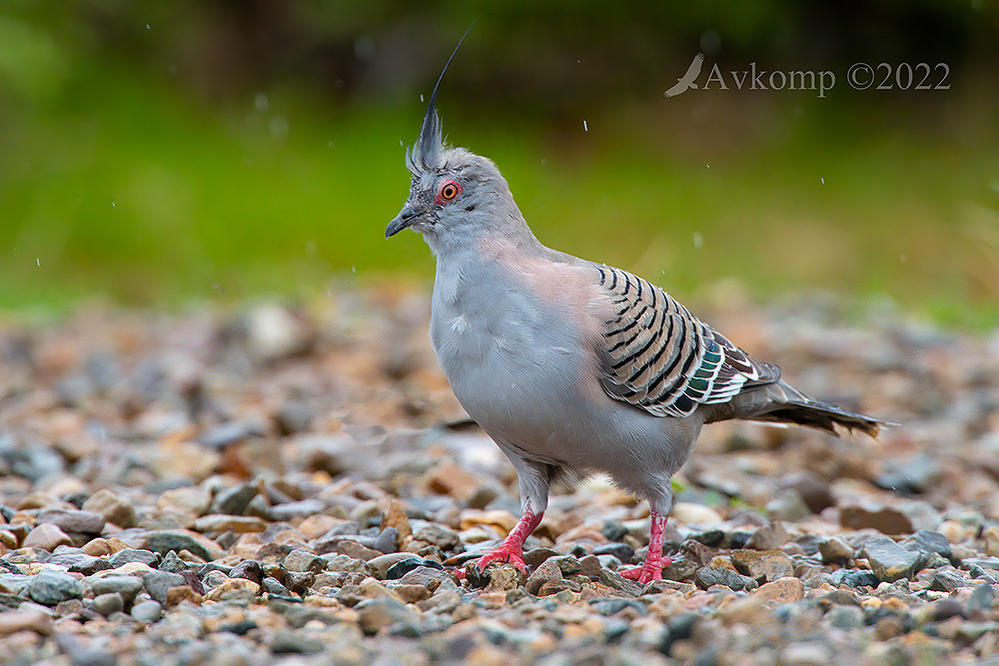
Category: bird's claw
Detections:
[
  {"x1": 476, "y1": 545, "x2": 528, "y2": 575},
  {"x1": 619, "y1": 556, "x2": 672, "y2": 585}
]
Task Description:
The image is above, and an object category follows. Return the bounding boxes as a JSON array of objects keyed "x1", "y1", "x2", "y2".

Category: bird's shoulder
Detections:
[{"x1": 586, "y1": 262, "x2": 780, "y2": 418}]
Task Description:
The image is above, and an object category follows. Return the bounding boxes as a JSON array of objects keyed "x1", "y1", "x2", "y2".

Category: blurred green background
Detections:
[{"x1": 1, "y1": 2, "x2": 997, "y2": 326}]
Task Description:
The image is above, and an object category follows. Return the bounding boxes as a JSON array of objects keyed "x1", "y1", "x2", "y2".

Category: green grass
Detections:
[{"x1": 1, "y1": 69, "x2": 997, "y2": 329}]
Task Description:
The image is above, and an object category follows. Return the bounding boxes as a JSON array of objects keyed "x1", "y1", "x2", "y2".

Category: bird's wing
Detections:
[
  {"x1": 593, "y1": 264, "x2": 780, "y2": 418},
  {"x1": 681, "y1": 53, "x2": 704, "y2": 83}
]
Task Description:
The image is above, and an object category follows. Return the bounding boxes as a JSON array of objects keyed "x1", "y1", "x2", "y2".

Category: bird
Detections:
[
  {"x1": 664, "y1": 52, "x2": 704, "y2": 98},
  {"x1": 386, "y1": 32, "x2": 885, "y2": 585}
]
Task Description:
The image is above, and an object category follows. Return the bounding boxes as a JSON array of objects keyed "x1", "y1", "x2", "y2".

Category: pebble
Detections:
[
  {"x1": 0, "y1": 295, "x2": 995, "y2": 663},
  {"x1": 731, "y1": 550, "x2": 794, "y2": 582},
  {"x1": 22, "y1": 523, "x2": 72, "y2": 550},
  {"x1": 131, "y1": 600, "x2": 163, "y2": 623},
  {"x1": 753, "y1": 576, "x2": 804, "y2": 603},
  {"x1": 82, "y1": 488, "x2": 137, "y2": 528},
  {"x1": 696, "y1": 567, "x2": 758, "y2": 591},
  {"x1": 862, "y1": 536, "x2": 926, "y2": 582},
  {"x1": 28, "y1": 569, "x2": 84, "y2": 605}
]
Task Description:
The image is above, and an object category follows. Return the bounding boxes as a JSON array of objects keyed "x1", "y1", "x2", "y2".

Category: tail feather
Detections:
[{"x1": 706, "y1": 380, "x2": 887, "y2": 438}]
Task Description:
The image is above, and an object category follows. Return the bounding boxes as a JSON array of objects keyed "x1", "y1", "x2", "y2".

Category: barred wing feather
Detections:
[{"x1": 595, "y1": 265, "x2": 780, "y2": 418}]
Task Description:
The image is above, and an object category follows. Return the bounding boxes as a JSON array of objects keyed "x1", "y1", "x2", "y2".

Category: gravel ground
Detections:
[{"x1": 1, "y1": 287, "x2": 998, "y2": 665}]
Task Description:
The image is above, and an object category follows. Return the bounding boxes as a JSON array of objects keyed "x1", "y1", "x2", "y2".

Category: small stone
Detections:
[
  {"x1": 82, "y1": 488, "x2": 137, "y2": 528},
  {"x1": 397, "y1": 565, "x2": 450, "y2": 587},
  {"x1": 28, "y1": 569, "x2": 84, "y2": 605},
  {"x1": 827, "y1": 605, "x2": 864, "y2": 630},
  {"x1": 143, "y1": 531, "x2": 218, "y2": 562},
  {"x1": 695, "y1": 567, "x2": 758, "y2": 591},
  {"x1": 0, "y1": 608, "x2": 53, "y2": 636},
  {"x1": 262, "y1": 577, "x2": 293, "y2": 596},
  {"x1": 92, "y1": 592, "x2": 124, "y2": 616},
  {"x1": 35, "y1": 509, "x2": 105, "y2": 534},
  {"x1": 22, "y1": 524, "x2": 72, "y2": 551},
  {"x1": 766, "y1": 488, "x2": 811, "y2": 521},
  {"x1": 268, "y1": 499, "x2": 327, "y2": 522},
  {"x1": 819, "y1": 537, "x2": 854, "y2": 563},
  {"x1": 753, "y1": 577, "x2": 804, "y2": 603},
  {"x1": 275, "y1": 400, "x2": 314, "y2": 436},
  {"x1": 369, "y1": 553, "x2": 418, "y2": 579},
  {"x1": 282, "y1": 549, "x2": 324, "y2": 573},
  {"x1": 229, "y1": 560, "x2": 264, "y2": 585},
  {"x1": 840, "y1": 500, "x2": 940, "y2": 534},
  {"x1": 746, "y1": 522, "x2": 790, "y2": 550},
  {"x1": 211, "y1": 483, "x2": 258, "y2": 515},
  {"x1": 109, "y1": 549, "x2": 159, "y2": 568},
  {"x1": 380, "y1": 499, "x2": 413, "y2": 543},
  {"x1": 194, "y1": 515, "x2": 267, "y2": 533},
  {"x1": 383, "y1": 557, "x2": 425, "y2": 580},
  {"x1": 413, "y1": 524, "x2": 460, "y2": 550},
  {"x1": 421, "y1": 462, "x2": 480, "y2": 501},
  {"x1": 90, "y1": 575, "x2": 144, "y2": 602},
  {"x1": 929, "y1": 569, "x2": 971, "y2": 592},
  {"x1": 46, "y1": 551, "x2": 112, "y2": 575},
  {"x1": 590, "y1": 598, "x2": 645, "y2": 616},
  {"x1": 356, "y1": 597, "x2": 418, "y2": 635},
  {"x1": 984, "y1": 526, "x2": 999, "y2": 558},
  {"x1": 205, "y1": 578, "x2": 260, "y2": 601},
  {"x1": 779, "y1": 472, "x2": 835, "y2": 513},
  {"x1": 901, "y1": 530, "x2": 953, "y2": 561},
  {"x1": 862, "y1": 536, "x2": 926, "y2": 582},
  {"x1": 672, "y1": 503, "x2": 723, "y2": 525},
  {"x1": 731, "y1": 550, "x2": 794, "y2": 582},
  {"x1": 829, "y1": 569, "x2": 880, "y2": 588},
  {"x1": 271, "y1": 630, "x2": 324, "y2": 654},
  {"x1": 166, "y1": 585, "x2": 203, "y2": 606},
  {"x1": 485, "y1": 564, "x2": 524, "y2": 592},
  {"x1": 131, "y1": 600, "x2": 163, "y2": 623},
  {"x1": 141, "y1": 570, "x2": 186, "y2": 604},
  {"x1": 372, "y1": 527, "x2": 398, "y2": 554},
  {"x1": 158, "y1": 550, "x2": 190, "y2": 573},
  {"x1": 525, "y1": 559, "x2": 563, "y2": 595},
  {"x1": 717, "y1": 596, "x2": 768, "y2": 625},
  {"x1": 524, "y1": 548, "x2": 559, "y2": 569}
]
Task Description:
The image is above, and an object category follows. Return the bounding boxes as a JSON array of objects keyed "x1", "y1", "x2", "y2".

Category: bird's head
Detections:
[{"x1": 385, "y1": 26, "x2": 525, "y2": 248}]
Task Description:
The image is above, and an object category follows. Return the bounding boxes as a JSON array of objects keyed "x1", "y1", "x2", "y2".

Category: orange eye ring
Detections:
[{"x1": 435, "y1": 179, "x2": 461, "y2": 204}]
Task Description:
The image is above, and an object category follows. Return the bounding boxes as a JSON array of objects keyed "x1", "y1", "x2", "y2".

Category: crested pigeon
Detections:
[{"x1": 386, "y1": 34, "x2": 885, "y2": 584}]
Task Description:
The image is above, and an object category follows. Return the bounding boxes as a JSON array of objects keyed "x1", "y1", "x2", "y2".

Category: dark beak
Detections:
[{"x1": 385, "y1": 203, "x2": 427, "y2": 238}]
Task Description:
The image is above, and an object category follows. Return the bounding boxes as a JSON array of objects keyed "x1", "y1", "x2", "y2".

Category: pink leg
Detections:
[
  {"x1": 476, "y1": 509, "x2": 543, "y2": 575},
  {"x1": 620, "y1": 511, "x2": 672, "y2": 584}
]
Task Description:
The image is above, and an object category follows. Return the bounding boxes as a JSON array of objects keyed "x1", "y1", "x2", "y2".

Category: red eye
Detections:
[{"x1": 435, "y1": 179, "x2": 461, "y2": 204}]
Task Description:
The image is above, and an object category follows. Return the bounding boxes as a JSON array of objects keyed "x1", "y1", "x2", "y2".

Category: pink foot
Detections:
[
  {"x1": 620, "y1": 556, "x2": 672, "y2": 584},
  {"x1": 620, "y1": 510, "x2": 671, "y2": 585},
  {"x1": 476, "y1": 542, "x2": 529, "y2": 575},
  {"x1": 475, "y1": 509, "x2": 543, "y2": 576}
]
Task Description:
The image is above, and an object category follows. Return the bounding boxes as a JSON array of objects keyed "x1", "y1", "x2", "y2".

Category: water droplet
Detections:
[
  {"x1": 111, "y1": 201, "x2": 116, "y2": 207},
  {"x1": 420, "y1": 94, "x2": 424, "y2": 103},
  {"x1": 583, "y1": 120, "x2": 589, "y2": 132},
  {"x1": 820, "y1": 177, "x2": 825, "y2": 184},
  {"x1": 36, "y1": 257, "x2": 40, "y2": 266},
  {"x1": 145, "y1": 23, "x2": 150, "y2": 30},
  {"x1": 706, "y1": 164, "x2": 711, "y2": 169},
  {"x1": 351, "y1": 266, "x2": 357, "y2": 274}
]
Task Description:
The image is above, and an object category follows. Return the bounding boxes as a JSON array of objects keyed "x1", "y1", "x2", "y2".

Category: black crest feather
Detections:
[{"x1": 406, "y1": 21, "x2": 475, "y2": 175}]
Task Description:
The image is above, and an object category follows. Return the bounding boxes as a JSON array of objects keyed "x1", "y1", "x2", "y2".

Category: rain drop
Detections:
[
  {"x1": 36, "y1": 257, "x2": 40, "y2": 267},
  {"x1": 820, "y1": 177, "x2": 825, "y2": 184},
  {"x1": 583, "y1": 120, "x2": 589, "y2": 132},
  {"x1": 692, "y1": 232, "x2": 703, "y2": 249}
]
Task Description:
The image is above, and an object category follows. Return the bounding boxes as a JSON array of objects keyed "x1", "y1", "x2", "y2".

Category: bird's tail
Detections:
[{"x1": 708, "y1": 380, "x2": 886, "y2": 438}]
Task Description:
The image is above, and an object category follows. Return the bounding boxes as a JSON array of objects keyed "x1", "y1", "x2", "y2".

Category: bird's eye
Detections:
[{"x1": 435, "y1": 179, "x2": 461, "y2": 204}]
